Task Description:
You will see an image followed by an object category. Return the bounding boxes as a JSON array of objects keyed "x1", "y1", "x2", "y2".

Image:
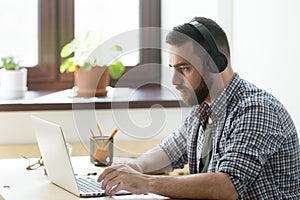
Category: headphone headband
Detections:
[{"x1": 189, "y1": 21, "x2": 227, "y2": 73}]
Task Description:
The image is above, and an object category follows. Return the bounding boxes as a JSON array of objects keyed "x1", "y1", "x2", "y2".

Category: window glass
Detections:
[
  {"x1": 0, "y1": 0, "x2": 38, "y2": 67},
  {"x1": 75, "y1": 0, "x2": 139, "y2": 66}
]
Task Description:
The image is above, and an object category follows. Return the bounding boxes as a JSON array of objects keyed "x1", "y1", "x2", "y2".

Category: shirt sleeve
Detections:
[
  {"x1": 159, "y1": 128, "x2": 188, "y2": 170},
  {"x1": 159, "y1": 106, "x2": 199, "y2": 170},
  {"x1": 216, "y1": 98, "x2": 287, "y2": 197}
]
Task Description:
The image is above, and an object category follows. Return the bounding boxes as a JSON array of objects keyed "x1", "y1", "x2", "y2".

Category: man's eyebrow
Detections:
[{"x1": 169, "y1": 62, "x2": 190, "y2": 68}]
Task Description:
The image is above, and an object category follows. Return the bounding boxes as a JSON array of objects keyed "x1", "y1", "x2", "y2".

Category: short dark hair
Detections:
[{"x1": 166, "y1": 17, "x2": 230, "y2": 58}]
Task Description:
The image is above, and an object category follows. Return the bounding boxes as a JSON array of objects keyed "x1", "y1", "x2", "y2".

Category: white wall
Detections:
[
  {"x1": 0, "y1": 108, "x2": 191, "y2": 145},
  {"x1": 232, "y1": 0, "x2": 300, "y2": 133}
]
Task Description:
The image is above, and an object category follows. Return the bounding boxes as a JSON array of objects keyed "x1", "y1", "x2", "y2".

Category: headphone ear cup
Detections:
[{"x1": 206, "y1": 53, "x2": 228, "y2": 73}]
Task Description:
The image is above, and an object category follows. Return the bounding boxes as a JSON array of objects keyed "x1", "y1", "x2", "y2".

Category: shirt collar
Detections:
[
  {"x1": 192, "y1": 101, "x2": 211, "y2": 123},
  {"x1": 210, "y1": 73, "x2": 241, "y2": 120}
]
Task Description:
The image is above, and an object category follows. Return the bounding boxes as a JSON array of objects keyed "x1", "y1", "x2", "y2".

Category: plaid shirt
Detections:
[{"x1": 160, "y1": 74, "x2": 300, "y2": 199}]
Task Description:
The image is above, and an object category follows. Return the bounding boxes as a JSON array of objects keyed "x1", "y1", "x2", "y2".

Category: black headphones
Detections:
[{"x1": 189, "y1": 21, "x2": 228, "y2": 73}]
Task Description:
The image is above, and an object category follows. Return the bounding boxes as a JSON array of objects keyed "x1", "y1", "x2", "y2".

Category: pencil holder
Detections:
[{"x1": 89, "y1": 136, "x2": 113, "y2": 166}]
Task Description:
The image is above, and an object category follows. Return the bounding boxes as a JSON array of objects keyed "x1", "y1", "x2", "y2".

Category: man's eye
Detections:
[{"x1": 179, "y1": 67, "x2": 190, "y2": 73}]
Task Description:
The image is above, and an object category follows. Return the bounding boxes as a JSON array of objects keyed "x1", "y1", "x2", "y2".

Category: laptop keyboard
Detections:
[{"x1": 76, "y1": 176, "x2": 104, "y2": 194}]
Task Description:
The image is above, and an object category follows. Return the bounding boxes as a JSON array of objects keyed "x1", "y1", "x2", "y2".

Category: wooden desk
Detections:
[{"x1": 0, "y1": 157, "x2": 169, "y2": 200}]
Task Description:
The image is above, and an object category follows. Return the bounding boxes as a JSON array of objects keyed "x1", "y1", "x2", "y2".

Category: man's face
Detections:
[{"x1": 169, "y1": 43, "x2": 210, "y2": 106}]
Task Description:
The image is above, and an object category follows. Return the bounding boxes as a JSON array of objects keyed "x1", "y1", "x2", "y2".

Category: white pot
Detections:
[{"x1": 0, "y1": 68, "x2": 28, "y2": 99}]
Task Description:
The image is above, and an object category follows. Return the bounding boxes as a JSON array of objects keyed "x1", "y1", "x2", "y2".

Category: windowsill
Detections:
[{"x1": 0, "y1": 87, "x2": 184, "y2": 111}]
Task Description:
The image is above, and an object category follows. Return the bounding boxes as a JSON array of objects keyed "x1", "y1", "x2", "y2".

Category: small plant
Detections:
[
  {"x1": 1, "y1": 56, "x2": 20, "y2": 70},
  {"x1": 59, "y1": 32, "x2": 125, "y2": 79}
]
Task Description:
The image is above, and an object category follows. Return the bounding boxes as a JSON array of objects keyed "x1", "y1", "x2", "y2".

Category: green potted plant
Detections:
[
  {"x1": 59, "y1": 32, "x2": 125, "y2": 97},
  {"x1": 0, "y1": 56, "x2": 27, "y2": 99}
]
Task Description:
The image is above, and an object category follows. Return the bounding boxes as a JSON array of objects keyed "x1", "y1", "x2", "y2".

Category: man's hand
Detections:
[
  {"x1": 120, "y1": 161, "x2": 143, "y2": 173},
  {"x1": 97, "y1": 163, "x2": 150, "y2": 196},
  {"x1": 98, "y1": 164, "x2": 238, "y2": 199}
]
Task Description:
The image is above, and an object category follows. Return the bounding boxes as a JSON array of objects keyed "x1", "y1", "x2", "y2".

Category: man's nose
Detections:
[{"x1": 172, "y1": 70, "x2": 183, "y2": 85}]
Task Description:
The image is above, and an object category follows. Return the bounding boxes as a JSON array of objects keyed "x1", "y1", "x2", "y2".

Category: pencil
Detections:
[
  {"x1": 108, "y1": 129, "x2": 119, "y2": 140},
  {"x1": 103, "y1": 128, "x2": 119, "y2": 149},
  {"x1": 89, "y1": 128, "x2": 102, "y2": 149},
  {"x1": 96, "y1": 123, "x2": 105, "y2": 145},
  {"x1": 96, "y1": 123, "x2": 103, "y2": 137}
]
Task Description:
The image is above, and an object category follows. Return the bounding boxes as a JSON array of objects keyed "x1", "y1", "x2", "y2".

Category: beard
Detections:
[{"x1": 183, "y1": 78, "x2": 209, "y2": 106}]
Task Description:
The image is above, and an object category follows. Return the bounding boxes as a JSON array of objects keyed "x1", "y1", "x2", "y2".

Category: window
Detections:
[
  {"x1": 75, "y1": 0, "x2": 139, "y2": 66},
  {"x1": 0, "y1": 0, "x2": 38, "y2": 66},
  {"x1": 0, "y1": 0, "x2": 161, "y2": 90},
  {"x1": 1, "y1": 0, "x2": 223, "y2": 91}
]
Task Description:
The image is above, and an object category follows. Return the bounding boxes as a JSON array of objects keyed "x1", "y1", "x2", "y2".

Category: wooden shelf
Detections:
[{"x1": 0, "y1": 87, "x2": 185, "y2": 111}]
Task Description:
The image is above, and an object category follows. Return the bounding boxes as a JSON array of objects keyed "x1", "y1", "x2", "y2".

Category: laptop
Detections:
[{"x1": 31, "y1": 116, "x2": 130, "y2": 197}]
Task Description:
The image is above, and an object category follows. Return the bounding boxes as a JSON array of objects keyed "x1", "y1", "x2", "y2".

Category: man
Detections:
[{"x1": 98, "y1": 17, "x2": 300, "y2": 199}]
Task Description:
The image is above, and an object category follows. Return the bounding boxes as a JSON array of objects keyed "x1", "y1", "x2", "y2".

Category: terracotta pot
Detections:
[{"x1": 74, "y1": 66, "x2": 109, "y2": 97}]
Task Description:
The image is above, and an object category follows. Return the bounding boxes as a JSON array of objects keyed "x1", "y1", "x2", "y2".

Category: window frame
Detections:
[{"x1": 27, "y1": 0, "x2": 161, "y2": 90}]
